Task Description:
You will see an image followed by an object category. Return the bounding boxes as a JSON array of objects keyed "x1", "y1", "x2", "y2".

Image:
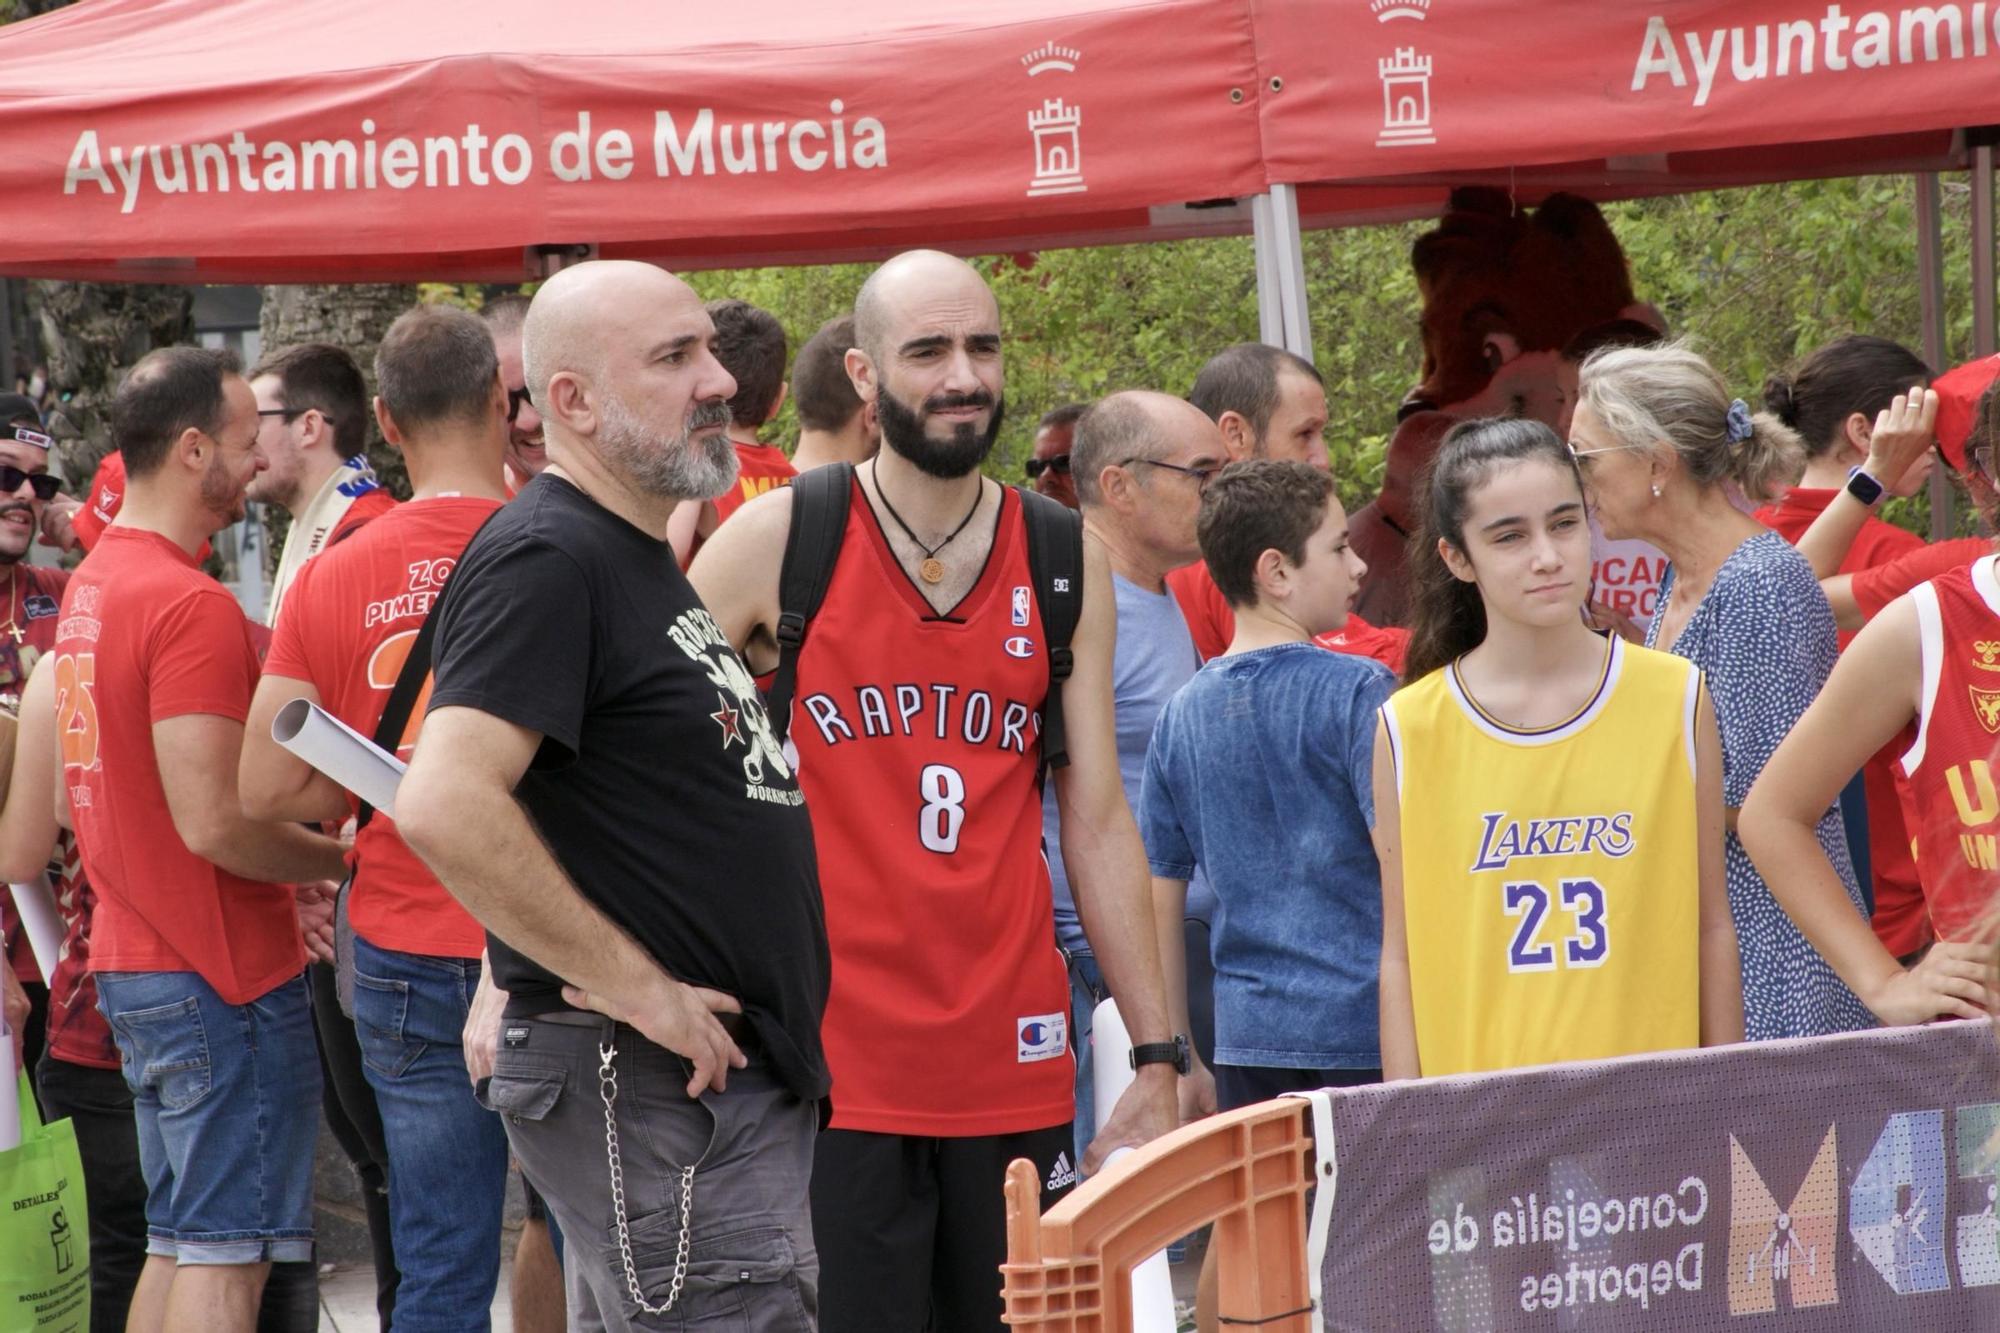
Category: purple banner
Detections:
[{"x1": 1321, "y1": 1021, "x2": 2000, "y2": 1331}]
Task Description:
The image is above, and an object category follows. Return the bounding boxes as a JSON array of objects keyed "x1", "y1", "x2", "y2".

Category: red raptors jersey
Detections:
[
  {"x1": 1900, "y1": 553, "x2": 2000, "y2": 941},
  {"x1": 790, "y1": 480, "x2": 1071, "y2": 1136}
]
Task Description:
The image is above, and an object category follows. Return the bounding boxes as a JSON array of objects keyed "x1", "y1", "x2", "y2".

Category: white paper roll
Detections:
[
  {"x1": 0, "y1": 1025, "x2": 19, "y2": 1151},
  {"x1": 272, "y1": 698, "x2": 405, "y2": 817},
  {"x1": 9, "y1": 875, "x2": 61, "y2": 983},
  {"x1": 1091, "y1": 997, "x2": 1178, "y2": 1333}
]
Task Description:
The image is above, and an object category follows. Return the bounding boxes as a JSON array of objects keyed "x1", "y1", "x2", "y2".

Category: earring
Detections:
[{"x1": 1651, "y1": 483, "x2": 1662, "y2": 498}]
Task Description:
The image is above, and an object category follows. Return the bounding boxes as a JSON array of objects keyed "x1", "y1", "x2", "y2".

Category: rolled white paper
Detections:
[
  {"x1": 8, "y1": 875, "x2": 61, "y2": 983},
  {"x1": 0, "y1": 1025, "x2": 19, "y2": 1151},
  {"x1": 272, "y1": 698, "x2": 405, "y2": 818},
  {"x1": 1091, "y1": 996, "x2": 1178, "y2": 1333}
]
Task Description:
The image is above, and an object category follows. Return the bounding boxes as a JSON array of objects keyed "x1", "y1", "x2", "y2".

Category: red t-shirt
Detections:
[
  {"x1": 44, "y1": 835, "x2": 117, "y2": 1070},
  {"x1": 713, "y1": 442, "x2": 797, "y2": 524},
  {"x1": 790, "y1": 482, "x2": 1069, "y2": 1136},
  {"x1": 1852, "y1": 537, "x2": 1993, "y2": 620},
  {"x1": 1757, "y1": 487, "x2": 1927, "y2": 955},
  {"x1": 57, "y1": 527, "x2": 303, "y2": 1003},
  {"x1": 1900, "y1": 555, "x2": 2000, "y2": 940},
  {"x1": 265, "y1": 497, "x2": 500, "y2": 960},
  {"x1": 0, "y1": 563, "x2": 69, "y2": 983},
  {"x1": 1166, "y1": 559, "x2": 1409, "y2": 673}
]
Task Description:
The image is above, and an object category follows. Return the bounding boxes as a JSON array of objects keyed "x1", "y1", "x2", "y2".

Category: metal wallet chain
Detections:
[{"x1": 599, "y1": 1040, "x2": 698, "y2": 1315}]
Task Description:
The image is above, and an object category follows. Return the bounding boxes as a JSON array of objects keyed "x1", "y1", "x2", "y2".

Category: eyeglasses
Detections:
[
  {"x1": 256, "y1": 407, "x2": 326, "y2": 425},
  {"x1": 1566, "y1": 441, "x2": 1646, "y2": 464},
  {"x1": 508, "y1": 387, "x2": 534, "y2": 424},
  {"x1": 0, "y1": 466, "x2": 61, "y2": 501},
  {"x1": 1122, "y1": 457, "x2": 1222, "y2": 489},
  {"x1": 1024, "y1": 453, "x2": 1071, "y2": 479}
]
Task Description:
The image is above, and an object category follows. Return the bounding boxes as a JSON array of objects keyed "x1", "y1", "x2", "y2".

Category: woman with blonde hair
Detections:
[{"x1": 1571, "y1": 342, "x2": 1872, "y2": 1040}]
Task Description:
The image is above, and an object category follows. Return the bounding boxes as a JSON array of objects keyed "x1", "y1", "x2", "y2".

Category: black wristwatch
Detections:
[
  {"x1": 1845, "y1": 465, "x2": 1886, "y2": 509},
  {"x1": 1130, "y1": 1035, "x2": 1191, "y2": 1075}
]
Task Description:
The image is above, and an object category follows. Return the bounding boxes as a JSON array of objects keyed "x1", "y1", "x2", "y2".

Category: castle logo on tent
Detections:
[
  {"x1": 1022, "y1": 43, "x2": 1087, "y2": 198},
  {"x1": 1371, "y1": 0, "x2": 1430, "y2": 22}
]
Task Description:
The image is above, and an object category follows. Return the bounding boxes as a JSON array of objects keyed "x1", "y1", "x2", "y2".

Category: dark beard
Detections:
[{"x1": 877, "y1": 388, "x2": 1005, "y2": 480}]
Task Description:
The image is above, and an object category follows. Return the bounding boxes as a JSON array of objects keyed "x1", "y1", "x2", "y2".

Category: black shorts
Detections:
[
  {"x1": 810, "y1": 1123, "x2": 1074, "y2": 1333},
  {"x1": 1213, "y1": 1063, "x2": 1381, "y2": 1113}
]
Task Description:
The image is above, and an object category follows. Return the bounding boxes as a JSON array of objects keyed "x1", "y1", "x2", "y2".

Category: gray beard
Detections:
[{"x1": 598, "y1": 397, "x2": 739, "y2": 501}]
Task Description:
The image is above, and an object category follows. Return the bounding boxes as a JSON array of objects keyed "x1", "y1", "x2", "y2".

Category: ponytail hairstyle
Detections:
[
  {"x1": 1762, "y1": 334, "x2": 1931, "y2": 459},
  {"x1": 1579, "y1": 341, "x2": 1803, "y2": 503},
  {"x1": 1403, "y1": 416, "x2": 1583, "y2": 684}
]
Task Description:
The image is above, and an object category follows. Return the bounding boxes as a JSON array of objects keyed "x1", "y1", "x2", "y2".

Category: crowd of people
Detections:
[{"x1": 0, "y1": 246, "x2": 1993, "y2": 1333}]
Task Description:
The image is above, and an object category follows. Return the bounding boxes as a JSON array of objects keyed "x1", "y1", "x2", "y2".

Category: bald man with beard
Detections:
[
  {"x1": 398, "y1": 261, "x2": 831, "y2": 1332},
  {"x1": 693, "y1": 250, "x2": 1178, "y2": 1333}
]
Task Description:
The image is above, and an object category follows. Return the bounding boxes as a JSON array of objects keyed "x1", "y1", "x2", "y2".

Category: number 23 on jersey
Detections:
[{"x1": 1502, "y1": 877, "x2": 1609, "y2": 973}]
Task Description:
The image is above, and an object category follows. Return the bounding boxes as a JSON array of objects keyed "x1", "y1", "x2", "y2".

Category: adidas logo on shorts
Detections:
[{"x1": 1046, "y1": 1152, "x2": 1078, "y2": 1192}]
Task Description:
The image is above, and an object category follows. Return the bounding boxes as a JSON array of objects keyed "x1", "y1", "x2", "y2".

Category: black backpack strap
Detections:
[
  {"x1": 764, "y1": 462, "x2": 854, "y2": 748},
  {"x1": 356, "y1": 604, "x2": 440, "y2": 834},
  {"x1": 356, "y1": 506, "x2": 504, "y2": 832},
  {"x1": 1018, "y1": 486, "x2": 1085, "y2": 771}
]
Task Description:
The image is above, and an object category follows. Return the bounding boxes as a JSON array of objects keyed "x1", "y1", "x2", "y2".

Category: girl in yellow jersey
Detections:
[{"x1": 1372, "y1": 417, "x2": 1742, "y2": 1079}]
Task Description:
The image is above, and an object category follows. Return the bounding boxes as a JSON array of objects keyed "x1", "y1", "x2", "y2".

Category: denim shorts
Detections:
[{"x1": 96, "y1": 969, "x2": 320, "y2": 1265}]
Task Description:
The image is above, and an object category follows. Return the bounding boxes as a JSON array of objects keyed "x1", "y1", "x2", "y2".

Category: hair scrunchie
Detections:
[{"x1": 1725, "y1": 398, "x2": 1754, "y2": 445}]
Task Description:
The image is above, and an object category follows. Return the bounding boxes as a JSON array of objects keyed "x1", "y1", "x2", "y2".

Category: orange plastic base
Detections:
[{"x1": 1000, "y1": 1099, "x2": 1316, "y2": 1332}]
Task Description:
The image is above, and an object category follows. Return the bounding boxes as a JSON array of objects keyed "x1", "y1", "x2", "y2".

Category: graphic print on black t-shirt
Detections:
[{"x1": 664, "y1": 607, "x2": 801, "y2": 807}]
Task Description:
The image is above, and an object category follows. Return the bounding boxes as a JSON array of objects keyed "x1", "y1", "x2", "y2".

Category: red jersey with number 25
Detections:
[
  {"x1": 789, "y1": 480, "x2": 1071, "y2": 1137},
  {"x1": 1900, "y1": 553, "x2": 2000, "y2": 941}
]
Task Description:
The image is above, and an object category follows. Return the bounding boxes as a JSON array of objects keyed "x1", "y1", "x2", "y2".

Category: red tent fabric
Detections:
[
  {"x1": 1254, "y1": 0, "x2": 1980, "y2": 199},
  {"x1": 0, "y1": 0, "x2": 1268, "y2": 282}
]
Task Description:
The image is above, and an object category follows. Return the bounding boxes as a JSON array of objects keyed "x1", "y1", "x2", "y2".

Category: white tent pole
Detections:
[
  {"x1": 1916, "y1": 173, "x2": 1954, "y2": 539},
  {"x1": 1269, "y1": 183, "x2": 1314, "y2": 362},
  {"x1": 1975, "y1": 145, "x2": 1996, "y2": 359},
  {"x1": 1251, "y1": 191, "x2": 1284, "y2": 349}
]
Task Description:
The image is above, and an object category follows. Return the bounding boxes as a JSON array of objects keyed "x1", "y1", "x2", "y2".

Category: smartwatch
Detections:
[
  {"x1": 1129, "y1": 1035, "x2": 1191, "y2": 1075},
  {"x1": 1845, "y1": 465, "x2": 1886, "y2": 509}
]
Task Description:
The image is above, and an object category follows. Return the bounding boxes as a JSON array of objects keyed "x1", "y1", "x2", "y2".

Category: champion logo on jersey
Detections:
[
  {"x1": 1004, "y1": 636, "x2": 1036, "y2": 659},
  {"x1": 1012, "y1": 586, "x2": 1031, "y2": 627},
  {"x1": 1045, "y1": 1152, "x2": 1078, "y2": 1192},
  {"x1": 1017, "y1": 1011, "x2": 1067, "y2": 1063},
  {"x1": 1972, "y1": 685, "x2": 2000, "y2": 734}
]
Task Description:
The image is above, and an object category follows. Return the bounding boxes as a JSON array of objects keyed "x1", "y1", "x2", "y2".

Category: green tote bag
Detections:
[{"x1": 0, "y1": 1073, "x2": 88, "y2": 1332}]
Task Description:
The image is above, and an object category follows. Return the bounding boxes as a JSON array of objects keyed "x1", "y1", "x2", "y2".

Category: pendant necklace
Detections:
[{"x1": 875, "y1": 475, "x2": 983, "y2": 585}]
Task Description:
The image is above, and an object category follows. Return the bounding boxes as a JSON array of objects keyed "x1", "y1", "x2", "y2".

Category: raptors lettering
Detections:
[{"x1": 799, "y1": 683, "x2": 1040, "y2": 753}]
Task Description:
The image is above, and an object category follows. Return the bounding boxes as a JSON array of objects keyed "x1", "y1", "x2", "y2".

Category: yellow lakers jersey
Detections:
[{"x1": 1383, "y1": 635, "x2": 1703, "y2": 1077}]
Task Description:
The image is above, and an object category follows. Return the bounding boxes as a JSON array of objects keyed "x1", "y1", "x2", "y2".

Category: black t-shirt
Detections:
[{"x1": 427, "y1": 474, "x2": 830, "y2": 1102}]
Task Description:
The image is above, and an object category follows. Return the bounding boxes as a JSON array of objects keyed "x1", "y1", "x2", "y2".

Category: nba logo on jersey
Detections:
[
  {"x1": 1017, "y1": 1012, "x2": 1067, "y2": 1063},
  {"x1": 1012, "y1": 586, "x2": 1031, "y2": 627}
]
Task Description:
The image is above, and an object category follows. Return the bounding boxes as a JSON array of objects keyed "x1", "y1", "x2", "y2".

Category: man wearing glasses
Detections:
[
  {"x1": 248, "y1": 343, "x2": 394, "y2": 624},
  {"x1": 1040, "y1": 390, "x2": 1224, "y2": 1164},
  {"x1": 1024, "y1": 403, "x2": 1085, "y2": 509},
  {"x1": 480, "y1": 295, "x2": 545, "y2": 495}
]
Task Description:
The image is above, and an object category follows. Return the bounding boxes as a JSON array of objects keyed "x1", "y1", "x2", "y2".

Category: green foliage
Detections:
[{"x1": 675, "y1": 175, "x2": 1976, "y2": 534}]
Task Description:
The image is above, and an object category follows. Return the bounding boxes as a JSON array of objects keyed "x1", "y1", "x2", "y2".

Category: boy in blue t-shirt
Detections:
[{"x1": 1140, "y1": 459, "x2": 1393, "y2": 1117}]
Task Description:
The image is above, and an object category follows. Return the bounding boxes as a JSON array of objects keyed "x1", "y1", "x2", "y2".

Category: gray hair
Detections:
[
  {"x1": 1577, "y1": 341, "x2": 1802, "y2": 503},
  {"x1": 1070, "y1": 394, "x2": 1156, "y2": 507}
]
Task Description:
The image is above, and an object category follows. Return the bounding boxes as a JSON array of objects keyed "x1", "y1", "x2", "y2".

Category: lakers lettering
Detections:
[{"x1": 1470, "y1": 811, "x2": 1636, "y2": 873}]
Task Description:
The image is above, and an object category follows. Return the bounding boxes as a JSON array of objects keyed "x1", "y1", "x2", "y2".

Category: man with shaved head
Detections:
[
  {"x1": 694, "y1": 251, "x2": 1179, "y2": 1333},
  {"x1": 397, "y1": 260, "x2": 830, "y2": 1330},
  {"x1": 1045, "y1": 392, "x2": 1226, "y2": 1161}
]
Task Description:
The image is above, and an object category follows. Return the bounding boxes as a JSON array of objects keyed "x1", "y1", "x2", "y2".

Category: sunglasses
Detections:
[
  {"x1": 508, "y1": 386, "x2": 534, "y2": 424},
  {"x1": 0, "y1": 465, "x2": 61, "y2": 502},
  {"x1": 1024, "y1": 454, "x2": 1071, "y2": 479}
]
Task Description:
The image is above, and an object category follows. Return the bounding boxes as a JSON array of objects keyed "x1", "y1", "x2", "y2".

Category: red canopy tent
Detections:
[{"x1": 0, "y1": 0, "x2": 1271, "y2": 283}]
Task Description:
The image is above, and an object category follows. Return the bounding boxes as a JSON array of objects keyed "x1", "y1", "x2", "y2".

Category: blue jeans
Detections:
[
  {"x1": 96, "y1": 970, "x2": 319, "y2": 1265},
  {"x1": 352, "y1": 937, "x2": 509, "y2": 1332}
]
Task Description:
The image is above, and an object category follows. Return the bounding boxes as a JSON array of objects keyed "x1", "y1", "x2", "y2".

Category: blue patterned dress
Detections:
[{"x1": 1648, "y1": 531, "x2": 1875, "y2": 1040}]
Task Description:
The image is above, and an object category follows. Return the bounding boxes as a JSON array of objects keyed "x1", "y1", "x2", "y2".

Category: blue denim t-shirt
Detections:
[{"x1": 1140, "y1": 642, "x2": 1394, "y2": 1069}]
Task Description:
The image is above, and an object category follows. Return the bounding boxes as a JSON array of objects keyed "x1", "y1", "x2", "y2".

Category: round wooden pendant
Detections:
[{"x1": 918, "y1": 557, "x2": 946, "y2": 585}]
